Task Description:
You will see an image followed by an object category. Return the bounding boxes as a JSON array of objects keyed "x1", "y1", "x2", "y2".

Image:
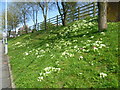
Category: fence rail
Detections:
[{"x1": 29, "y1": 2, "x2": 98, "y2": 31}]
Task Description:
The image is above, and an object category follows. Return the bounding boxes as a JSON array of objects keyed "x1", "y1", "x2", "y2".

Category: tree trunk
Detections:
[
  {"x1": 98, "y1": 1, "x2": 107, "y2": 32},
  {"x1": 23, "y1": 14, "x2": 28, "y2": 34},
  {"x1": 36, "y1": 10, "x2": 38, "y2": 30},
  {"x1": 44, "y1": 15, "x2": 47, "y2": 30},
  {"x1": 15, "y1": 27, "x2": 17, "y2": 36},
  {"x1": 57, "y1": 2, "x2": 66, "y2": 26},
  {"x1": 62, "y1": 2, "x2": 66, "y2": 26}
]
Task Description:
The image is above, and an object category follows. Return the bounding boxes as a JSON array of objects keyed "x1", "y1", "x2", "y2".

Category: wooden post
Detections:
[
  {"x1": 93, "y1": 2, "x2": 96, "y2": 17},
  {"x1": 78, "y1": 7, "x2": 80, "y2": 20},
  {"x1": 56, "y1": 15, "x2": 58, "y2": 27}
]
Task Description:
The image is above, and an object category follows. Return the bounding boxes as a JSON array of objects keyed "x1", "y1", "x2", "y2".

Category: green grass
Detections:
[{"x1": 8, "y1": 17, "x2": 119, "y2": 88}]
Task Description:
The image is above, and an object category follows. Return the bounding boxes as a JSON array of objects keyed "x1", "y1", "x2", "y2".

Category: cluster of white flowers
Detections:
[
  {"x1": 37, "y1": 67, "x2": 61, "y2": 82},
  {"x1": 17, "y1": 44, "x2": 23, "y2": 47},
  {"x1": 87, "y1": 40, "x2": 92, "y2": 43},
  {"x1": 37, "y1": 55, "x2": 44, "y2": 58},
  {"x1": 73, "y1": 40, "x2": 78, "y2": 42},
  {"x1": 59, "y1": 40, "x2": 72, "y2": 46},
  {"x1": 78, "y1": 38, "x2": 107, "y2": 54},
  {"x1": 14, "y1": 42, "x2": 21, "y2": 45},
  {"x1": 92, "y1": 40, "x2": 106, "y2": 49},
  {"x1": 17, "y1": 43, "x2": 26, "y2": 47},
  {"x1": 39, "y1": 49, "x2": 45, "y2": 53},
  {"x1": 62, "y1": 51, "x2": 74, "y2": 57},
  {"x1": 100, "y1": 72, "x2": 107, "y2": 78}
]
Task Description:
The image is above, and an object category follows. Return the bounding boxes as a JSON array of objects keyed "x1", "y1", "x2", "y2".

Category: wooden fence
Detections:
[{"x1": 29, "y1": 2, "x2": 98, "y2": 31}]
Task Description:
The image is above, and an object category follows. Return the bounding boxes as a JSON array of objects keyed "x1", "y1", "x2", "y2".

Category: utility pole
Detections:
[{"x1": 5, "y1": 0, "x2": 8, "y2": 54}]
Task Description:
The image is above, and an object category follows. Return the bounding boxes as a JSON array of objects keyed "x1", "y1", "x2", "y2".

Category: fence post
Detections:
[
  {"x1": 78, "y1": 7, "x2": 80, "y2": 20},
  {"x1": 93, "y1": 2, "x2": 96, "y2": 17},
  {"x1": 56, "y1": 15, "x2": 58, "y2": 27},
  {"x1": 72, "y1": 9, "x2": 74, "y2": 21}
]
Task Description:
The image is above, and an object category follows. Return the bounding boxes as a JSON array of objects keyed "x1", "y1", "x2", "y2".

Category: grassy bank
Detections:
[{"x1": 8, "y1": 17, "x2": 119, "y2": 88}]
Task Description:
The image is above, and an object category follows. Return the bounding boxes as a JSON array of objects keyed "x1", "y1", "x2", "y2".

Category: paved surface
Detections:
[
  {"x1": 0, "y1": 40, "x2": 2, "y2": 89},
  {"x1": 0, "y1": 40, "x2": 11, "y2": 89}
]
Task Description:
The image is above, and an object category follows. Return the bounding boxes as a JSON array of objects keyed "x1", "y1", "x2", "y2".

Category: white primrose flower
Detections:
[
  {"x1": 25, "y1": 52, "x2": 29, "y2": 55},
  {"x1": 86, "y1": 31, "x2": 89, "y2": 34},
  {"x1": 55, "y1": 61, "x2": 59, "y2": 65},
  {"x1": 79, "y1": 56, "x2": 83, "y2": 60},
  {"x1": 100, "y1": 38, "x2": 103, "y2": 40},
  {"x1": 35, "y1": 52, "x2": 38, "y2": 55},
  {"x1": 74, "y1": 45, "x2": 78, "y2": 49},
  {"x1": 90, "y1": 36, "x2": 94, "y2": 38},
  {"x1": 83, "y1": 35, "x2": 86, "y2": 37},
  {"x1": 86, "y1": 44, "x2": 90, "y2": 47},
  {"x1": 45, "y1": 71, "x2": 51, "y2": 75},
  {"x1": 100, "y1": 72, "x2": 107, "y2": 78},
  {"x1": 62, "y1": 51, "x2": 66, "y2": 56},
  {"x1": 88, "y1": 22, "x2": 93, "y2": 26},
  {"x1": 100, "y1": 32, "x2": 105, "y2": 35},
  {"x1": 46, "y1": 44, "x2": 49, "y2": 47},
  {"x1": 79, "y1": 73, "x2": 82, "y2": 75},
  {"x1": 73, "y1": 40, "x2": 77, "y2": 42},
  {"x1": 95, "y1": 41, "x2": 102, "y2": 44},
  {"x1": 100, "y1": 44, "x2": 106, "y2": 47},
  {"x1": 93, "y1": 47, "x2": 98, "y2": 51},
  {"x1": 83, "y1": 20, "x2": 87, "y2": 23},
  {"x1": 95, "y1": 44, "x2": 100, "y2": 47},
  {"x1": 15, "y1": 42, "x2": 21, "y2": 45},
  {"x1": 37, "y1": 76, "x2": 44, "y2": 81},
  {"x1": 37, "y1": 55, "x2": 40, "y2": 58},
  {"x1": 69, "y1": 54, "x2": 74, "y2": 57},
  {"x1": 29, "y1": 51, "x2": 32, "y2": 53},
  {"x1": 82, "y1": 49, "x2": 86, "y2": 52}
]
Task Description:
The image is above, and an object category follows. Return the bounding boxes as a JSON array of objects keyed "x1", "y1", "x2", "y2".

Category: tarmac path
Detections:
[{"x1": 0, "y1": 39, "x2": 11, "y2": 89}]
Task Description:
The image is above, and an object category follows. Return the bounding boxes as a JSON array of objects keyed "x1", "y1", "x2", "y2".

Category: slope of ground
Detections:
[{"x1": 8, "y1": 17, "x2": 119, "y2": 88}]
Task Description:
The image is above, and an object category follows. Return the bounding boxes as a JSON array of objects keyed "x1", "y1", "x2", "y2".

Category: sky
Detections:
[{"x1": 0, "y1": 1, "x2": 59, "y2": 31}]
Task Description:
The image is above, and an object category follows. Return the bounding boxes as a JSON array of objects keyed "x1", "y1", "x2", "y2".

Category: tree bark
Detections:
[
  {"x1": 57, "y1": 2, "x2": 66, "y2": 26},
  {"x1": 36, "y1": 10, "x2": 38, "y2": 30},
  {"x1": 98, "y1": 1, "x2": 107, "y2": 32},
  {"x1": 61, "y1": 2, "x2": 67, "y2": 26},
  {"x1": 44, "y1": 15, "x2": 47, "y2": 30}
]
